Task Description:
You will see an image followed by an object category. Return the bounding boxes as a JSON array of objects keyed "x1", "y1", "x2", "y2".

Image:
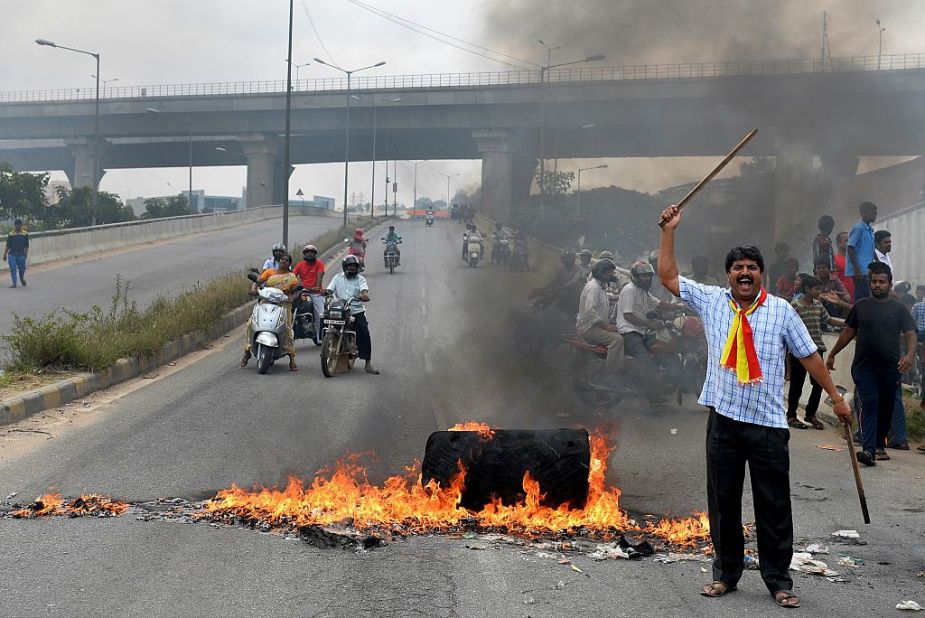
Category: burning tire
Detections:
[
  {"x1": 320, "y1": 333, "x2": 338, "y2": 377},
  {"x1": 255, "y1": 343, "x2": 272, "y2": 374}
]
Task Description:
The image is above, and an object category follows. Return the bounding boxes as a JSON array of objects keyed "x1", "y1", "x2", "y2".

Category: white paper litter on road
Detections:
[
  {"x1": 790, "y1": 552, "x2": 839, "y2": 577},
  {"x1": 589, "y1": 544, "x2": 631, "y2": 561},
  {"x1": 805, "y1": 543, "x2": 829, "y2": 554},
  {"x1": 831, "y1": 530, "x2": 860, "y2": 539},
  {"x1": 897, "y1": 601, "x2": 923, "y2": 611}
]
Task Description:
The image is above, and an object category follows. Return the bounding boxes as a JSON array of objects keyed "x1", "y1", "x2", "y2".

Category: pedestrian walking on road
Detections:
[
  {"x1": 3, "y1": 219, "x2": 29, "y2": 288},
  {"x1": 658, "y1": 204, "x2": 851, "y2": 610},
  {"x1": 787, "y1": 275, "x2": 845, "y2": 430},
  {"x1": 826, "y1": 261, "x2": 917, "y2": 466},
  {"x1": 812, "y1": 214, "x2": 837, "y2": 272},
  {"x1": 846, "y1": 202, "x2": 877, "y2": 301}
]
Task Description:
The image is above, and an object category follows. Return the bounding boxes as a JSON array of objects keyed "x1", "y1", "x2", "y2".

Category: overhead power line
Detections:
[
  {"x1": 344, "y1": 0, "x2": 536, "y2": 70},
  {"x1": 300, "y1": 0, "x2": 338, "y2": 67}
]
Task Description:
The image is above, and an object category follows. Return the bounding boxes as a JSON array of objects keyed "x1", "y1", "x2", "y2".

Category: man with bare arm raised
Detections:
[{"x1": 657, "y1": 204, "x2": 852, "y2": 609}]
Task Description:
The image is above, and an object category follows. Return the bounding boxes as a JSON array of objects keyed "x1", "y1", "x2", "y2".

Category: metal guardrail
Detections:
[{"x1": 3, "y1": 53, "x2": 925, "y2": 104}]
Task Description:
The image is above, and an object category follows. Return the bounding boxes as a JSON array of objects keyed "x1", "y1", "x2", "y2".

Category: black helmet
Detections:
[
  {"x1": 342, "y1": 254, "x2": 360, "y2": 278},
  {"x1": 591, "y1": 258, "x2": 616, "y2": 281},
  {"x1": 630, "y1": 260, "x2": 655, "y2": 288}
]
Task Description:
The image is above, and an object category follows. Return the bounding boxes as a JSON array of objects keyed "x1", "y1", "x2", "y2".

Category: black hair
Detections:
[
  {"x1": 725, "y1": 245, "x2": 765, "y2": 273},
  {"x1": 591, "y1": 258, "x2": 616, "y2": 281},
  {"x1": 279, "y1": 253, "x2": 293, "y2": 264},
  {"x1": 800, "y1": 274, "x2": 822, "y2": 293},
  {"x1": 900, "y1": 293, "x2": 916, "y2": 307},
  {"x1": 874, "y1": 229, "x2": 891, "y2": 243},
  {"x1": 916, "y1": 284, "x2": 925, "y2": 292},
  {"x1": 817, "y1": 215, "x2": 835, "y2": 233},
  {"x1": 813, "y1": 258, "x2": 832, "y2": 269},
  {"x1": 859, "y1": 201, "x2": 878, "y2": 213},
  {"x1": 867, "y1": 260, "x2": 892, "y2": 282}
]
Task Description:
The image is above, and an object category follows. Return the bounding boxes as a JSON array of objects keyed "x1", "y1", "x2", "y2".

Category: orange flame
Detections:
[
  {"x1": 11, "y1": 493, "x2": 129, "y2": 519},
  {"x1": 449, "y1": 421, "x2": 495, "y2": 439},
  {"x1": 643, "y1": 511, "x2": 711, "y2": 548},
  {"x1": 202, "y1": 424, "x2": 707, "y2": 544}
]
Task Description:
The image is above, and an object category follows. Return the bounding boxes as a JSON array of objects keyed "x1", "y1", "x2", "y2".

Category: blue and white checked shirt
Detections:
[
  {"x1": 679, "y1": 277, "x2": 818, "y2": 429},
  {"x1": 912, "y1": 301, "x2": 925, "y2": 333}
]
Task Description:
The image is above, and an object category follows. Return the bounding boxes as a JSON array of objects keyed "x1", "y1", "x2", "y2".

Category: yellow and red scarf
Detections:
[{"x1": 720, "y1": 288, "x2": 768, "y2": 384}]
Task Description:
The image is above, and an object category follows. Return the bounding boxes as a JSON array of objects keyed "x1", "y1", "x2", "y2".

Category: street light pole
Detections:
[
  {"x1": 37, "y1": 38, "x2": 101, "y2": 225},
  {"x1": 438, "y1": 172, "x2": 460, "y2": 212},
  {"x1": 282, "y1": 0, "x2": 294, "y2": 248},
  {"x1": 146, "y1": 108, "x2": 194, "y2": 213},
  {"x1": 576, "y1": 164, "x2": 608, "y2": 216},
  {"x1": 315, "y1": 58, "x2": 386, "y2": 229},
  {"x1": 876, "y1": 20, "x2": 886, "y2": 70}
]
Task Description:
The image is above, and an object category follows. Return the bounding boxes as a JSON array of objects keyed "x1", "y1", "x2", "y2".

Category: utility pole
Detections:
[{"x1": 282, "y1": 0, "x2": 294, "y2": 247}]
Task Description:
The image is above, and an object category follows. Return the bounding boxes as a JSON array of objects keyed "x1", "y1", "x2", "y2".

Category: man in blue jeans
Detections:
[
  {"x1": 827, "y1": 261, "x2": 917, "y2": 465},
  {"x1": 846, "y1": 202, "x2": 877, "y2": 301},
  {"x1": 3, "y1": 219, "x2": 29, "y2": 288}
]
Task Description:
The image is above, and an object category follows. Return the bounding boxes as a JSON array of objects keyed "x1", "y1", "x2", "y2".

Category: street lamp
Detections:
[
  {"x1": 576, "y1": 164, "x2": 608, "y2": 215},
  {"x1": 92, "y1": 75, "x2": 119, "y2": 93},
  {"x1": 146, "y1": 108, "x2": 194, "y2": 212},
  {"x1": 876, "y1": 20, "x2": 886, "y2": 70},
  {"x1": 407, "y1": 161, "x2": 423, "y2": 215},
  {"x1": 37, "y1": 37, "x2": 101, "y2": 225},
  {"x1": 314, "y1": 57, "x2": 386, "y2": 229},
  {"x1": 352, "y1": 95, "x2": 401, "y2": 217},
  {"x1": 284, "y1": 59, "x2": 310, "y2": 85},
  {"x1": 438, "y1": 172, "x2": 460, "y2": 212},
  {"x1": 536, "y1": 41, "x2": 605, "y2": 205}
]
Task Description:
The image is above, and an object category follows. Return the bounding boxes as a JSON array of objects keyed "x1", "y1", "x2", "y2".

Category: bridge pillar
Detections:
[
  {"x1": 240, "y1": 135, "x2": 281, "y2": 208},
  {"x1": 64, "y1": 138, "x2": 108, "y2": 191},
  {"x1": 473, "y1": 130, "x2": 515, "y2": 223}
]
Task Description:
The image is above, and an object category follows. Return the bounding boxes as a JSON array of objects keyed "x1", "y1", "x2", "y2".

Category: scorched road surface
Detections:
[
  {"x1": 0, "y1": 215, "x2": 341, "y2": 338},
  {"x1": 1, "y1": 220, "x2": 923, "y2": 617}
]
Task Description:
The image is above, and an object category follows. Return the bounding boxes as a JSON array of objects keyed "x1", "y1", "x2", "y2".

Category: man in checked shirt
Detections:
[{"x1": 657, "y1": 204, "x2": 851, "y2": 609}]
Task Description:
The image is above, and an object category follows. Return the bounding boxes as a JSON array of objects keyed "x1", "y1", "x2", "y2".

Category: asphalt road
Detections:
[
  {"x1": 0, "y1": 220, "x2": 923, "y2": 617},
  {"x1": 0, "y1": 215, "x2": 342, "y2": 338}
]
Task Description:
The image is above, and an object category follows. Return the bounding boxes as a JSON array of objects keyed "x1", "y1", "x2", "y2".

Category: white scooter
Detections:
[{"x1": 246, "y1": 272, "x2": 299, "y2": 374}]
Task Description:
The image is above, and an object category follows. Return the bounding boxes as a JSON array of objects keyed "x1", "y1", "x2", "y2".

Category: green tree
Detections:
[
  {"x1": 0, "y1": 163, "x2": 49, "y2": 222},
  {"x1": 142, "y1": 194, "x2": 192, "y2": 219},
  {"x1": 48, "y1": 186, "x2": 135, "y2": 228}
]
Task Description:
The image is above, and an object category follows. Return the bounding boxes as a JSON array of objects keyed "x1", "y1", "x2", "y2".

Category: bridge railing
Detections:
[{"x1": 3, "y1": 53, "x2": 925, "y2": 103}]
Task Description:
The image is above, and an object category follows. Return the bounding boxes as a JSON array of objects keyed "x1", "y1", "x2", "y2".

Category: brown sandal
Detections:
[
  {"x1": 289, "y1": 356, "x2": 298, "y2": 372},
  {"x1": 788, "y1": 418, "x2": 807, "y2": 429},
  {"x1": 240, "y1": 351, "x2": 251, "y2": 367},
  {"x1": 700, "y1": 581, "x2": 736, "y2": 597},
  {"x1": 773, "y1": 590, "x2": 800, "y2": 608}
]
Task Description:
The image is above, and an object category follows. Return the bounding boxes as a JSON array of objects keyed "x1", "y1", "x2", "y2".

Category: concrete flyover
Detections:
[{"x1": 3, "y1": 53, "x2": 925, "y2": 228}]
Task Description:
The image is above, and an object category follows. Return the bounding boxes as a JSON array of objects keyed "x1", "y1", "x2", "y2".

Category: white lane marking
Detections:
[
  {"x1": 421, "y1": 288, "x2": 426, "y2": 299},
  {"x1": 424, "y1": 352, "x2": 433, "y2": 374},
  {"x1": 421, "y1": 304, "x2": 428, "y2": 316},
  {"x1": 422, "y1": 324, "x2": 430, "y2": 340}
]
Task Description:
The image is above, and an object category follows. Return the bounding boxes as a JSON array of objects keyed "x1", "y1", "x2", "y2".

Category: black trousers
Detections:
[
  {"x1": 787, "y1": 351, "x2": 823, "y2": 419},
  {"x1": 706, "y1": 408, "x2": 793, "y2": 593},
  {"x1": 354, "y1": 312, "x2": 372, "y2": 361}
]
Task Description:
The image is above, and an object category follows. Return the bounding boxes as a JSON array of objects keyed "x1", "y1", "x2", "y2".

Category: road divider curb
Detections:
[{"x1": 0, "y1": 217, "x2": 389, "y2": 427}]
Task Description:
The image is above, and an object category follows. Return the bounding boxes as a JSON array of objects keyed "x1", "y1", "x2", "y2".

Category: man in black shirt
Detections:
[{"x1": 827, "y1": 261, "x2": 917, "y2": 465}]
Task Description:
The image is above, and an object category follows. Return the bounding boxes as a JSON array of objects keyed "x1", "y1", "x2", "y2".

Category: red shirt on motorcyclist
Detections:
[
  {"x1": 293, "y1": 244, "x2": 325, "y2": 292},
  {"x1": 348, "y1": 228, "x2": 367, "y2": 261}
]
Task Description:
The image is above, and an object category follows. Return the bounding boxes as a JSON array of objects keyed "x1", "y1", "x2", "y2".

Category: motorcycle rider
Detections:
[
  {"x1": 383, "y1": 225, "x2": 402, "y2": 265},
  {"x1": 326, "y1": 254, "x2": 379, "y2": 375},
  {"x1": 292, "y1": 244, "x2": 326, "y2": 341},
  {"x1": 577, "y1": 249, "x2": 593, "y2": 281},
  {"x1": 262, "y1": 243, "x2": 287, "y2": 271},
  {"x1": 577, "y1": 258, "x2": 625, "y2": 375},
  {"x1": 348, "y1": 228, "x2": 367, "y2": 268},
  {"x1": 616, "y1": 260, "x2": 678, "y2": 399},
  {"x1": 531, "y1": 250, "x2": 583, "y2": 314},
  {"x1": 462, "y1": 223, "x2": 483, "y2": 260}
]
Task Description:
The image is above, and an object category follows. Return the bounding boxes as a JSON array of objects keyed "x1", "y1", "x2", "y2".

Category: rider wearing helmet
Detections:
[
  {"x1": 577, "y1": 258, "x2": 625, "y2": 374},
  {"x1": 262, "y1": 243, "x2": 287, "y2": 271},
  {"x1": 348, "y1": 228, "x2": 367, "y2": 267},
  {"x1": 293, "y1": 244, "x2": 326, "y2": 341},
  {"x1": 326, "y1": 255, "x2": 379, "y2": 375},
  {"x1": 616, "y1": 260, "x2": 678, "y2": 400},
  {"x1": 462, "y1": 223, "x2": 483, "y2": 260},
  {"x1": 577, "y1": 249, "x2": 593, "y2": 281}
]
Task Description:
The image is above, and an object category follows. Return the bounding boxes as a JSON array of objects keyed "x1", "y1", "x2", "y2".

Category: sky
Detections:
[{"x1": 3, "y1": 0, "x2": 925, "y2": 205}]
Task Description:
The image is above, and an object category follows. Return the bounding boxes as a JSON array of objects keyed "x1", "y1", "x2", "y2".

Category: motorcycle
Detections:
[
  {"x1": 491, "y1": 236, "x2": 511, "y2": 265},
  {"x1": 425, "y1": 213, "x2": 435, "y2": 227},
  {"x1": 319, "y1": 293, "x2": 361, "y2": 378},
  {"x1": 382, "y1": 238, "x2": 401, "y2": 274},
  {"x1": 642, "y1": 311, "x2": 708, "y2": 405},
  {"x1": 510, "y1": 240, "x2": 529, "y2": 271},
  {"x1": 561, "y1": 334, "x2": 632, "y2": 407},
  {"x1": 292, "y1": 289, "x2": 321, "y2": 345},
  {"x1": 245, "y1": 272, "x2": 301, "y2": 374}
]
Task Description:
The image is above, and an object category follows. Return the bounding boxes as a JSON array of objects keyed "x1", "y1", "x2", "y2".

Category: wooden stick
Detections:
[
  {"x1": 659, "y1": 128, "x2": 758, "y2": 227},
  {"x1": 842, "y1": 421, "x2": 871, "y2": 524}
]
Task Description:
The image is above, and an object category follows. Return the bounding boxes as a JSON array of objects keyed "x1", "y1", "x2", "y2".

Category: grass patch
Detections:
[
  {"x1": 3, "y1": 274, "x2": 250, "y2": 373},
  {"x1": 904, "y1": 392, "x2": 925, "y2": 443}
]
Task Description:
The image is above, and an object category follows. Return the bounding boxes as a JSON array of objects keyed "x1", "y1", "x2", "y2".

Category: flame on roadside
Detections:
[
  {"x1": 643, "y1": 511, "x2": 711, "y2": 548},
  {"x1": 11, "y1": 493, "x2": 129, "y2": 519},
  {"x1": 203, "y1": 424, "x2": 710, "y2": 545}
]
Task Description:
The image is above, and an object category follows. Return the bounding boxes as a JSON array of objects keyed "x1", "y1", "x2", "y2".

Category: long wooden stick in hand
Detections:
[
  {"x1": 842, "y1": 420, "x2": 871, "y2": 524},
  {"x1": 658, "y1": 129, "x2": 758, "y2": 227}
]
